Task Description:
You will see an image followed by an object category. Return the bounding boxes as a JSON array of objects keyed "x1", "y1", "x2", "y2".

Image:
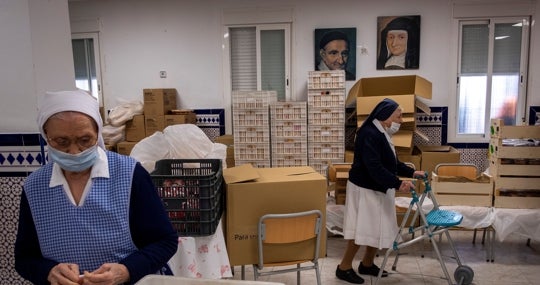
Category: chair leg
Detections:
[
  {"x1": 472, "y1": 228, "x2": 477, "y2": 244},
  {"x1": 297, "y1": 263, "x2": 300, "y2": 285},
  {"x1": 252, "y1": 265, "x2": 258, "y2": 280},
  {"x1": 315, "y1": 263, "x2": 322, "y2": 285}
]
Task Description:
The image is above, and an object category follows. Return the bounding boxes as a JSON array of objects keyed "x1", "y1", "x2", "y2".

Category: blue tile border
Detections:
[
  {"x1": 0, "y1": 133, "x2": 42, "y2": 147},
  {"x1": 449, "y1": 143, "x2": 489, "y2": 149}
]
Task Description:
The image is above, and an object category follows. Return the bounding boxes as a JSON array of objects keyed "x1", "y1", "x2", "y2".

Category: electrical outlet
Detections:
[{"x1": 160, "y1": 71, "x2": 167, "y2": 78}]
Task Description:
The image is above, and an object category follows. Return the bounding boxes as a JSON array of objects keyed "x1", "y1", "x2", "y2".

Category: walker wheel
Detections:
[{"x1": 454, "y1": 265, "x2": 474, "y2": 285}]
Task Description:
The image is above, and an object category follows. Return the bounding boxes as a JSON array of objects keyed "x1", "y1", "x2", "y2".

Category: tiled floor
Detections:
[{"x1": 229, "y1": 230, "x2": 540, "y2": 285}]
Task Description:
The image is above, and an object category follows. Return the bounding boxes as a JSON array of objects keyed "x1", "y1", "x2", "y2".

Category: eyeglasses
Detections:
[{"x1": 47, "y1": 135, "x2": 97, "y2": 150}]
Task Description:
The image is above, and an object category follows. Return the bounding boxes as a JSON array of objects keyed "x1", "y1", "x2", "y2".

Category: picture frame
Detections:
[
  {"x1": 377, "y1": 15, "x2": 421, "y2": 70},
  {"x1": 314, "y1": 28, "x2": 356, "y2": 81}
]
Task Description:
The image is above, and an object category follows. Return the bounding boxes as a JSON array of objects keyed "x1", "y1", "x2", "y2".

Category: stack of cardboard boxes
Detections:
[{"x1": 116, "y1": 88, "x2": 196, "y2": 155}]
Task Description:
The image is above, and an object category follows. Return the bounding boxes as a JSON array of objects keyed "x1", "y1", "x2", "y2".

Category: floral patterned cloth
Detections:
[{"x1": 168, "y1": 220, "x2": 233, "y2": 279}]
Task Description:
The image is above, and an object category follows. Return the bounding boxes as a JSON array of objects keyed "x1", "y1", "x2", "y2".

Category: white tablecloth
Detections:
[
  {"x1": 168, "y1": 220, "x2": 233, "y2": 279},
  {"x1": 492, "y1": 208, "x2": 540, "y2": 242},
  {"x1": 328, "y1": 196, "x2": 540, "y2": 242}
]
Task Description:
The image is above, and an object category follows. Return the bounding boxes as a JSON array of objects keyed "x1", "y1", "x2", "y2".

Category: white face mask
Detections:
[{"x1": 386, "y1": 122, "x2": 401, "y2": 135}]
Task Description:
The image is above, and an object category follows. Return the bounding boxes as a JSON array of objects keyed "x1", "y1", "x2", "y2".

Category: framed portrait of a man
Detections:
[
  {"x1": 314, "y1": 28, "x2": 356, "y2": 81},
  {"x1": 377, "y1": 15, "x2": 421, "y2": 70}
]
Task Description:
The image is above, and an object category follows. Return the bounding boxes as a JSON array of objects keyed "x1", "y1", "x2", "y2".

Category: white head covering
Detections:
[{"x1": 37, "y1": 90, "x2": 105, "y2": 149}]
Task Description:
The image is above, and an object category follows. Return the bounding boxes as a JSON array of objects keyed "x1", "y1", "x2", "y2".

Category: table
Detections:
[{"x1": 168, "y1": 220, "x2": 233, "y2": 279}]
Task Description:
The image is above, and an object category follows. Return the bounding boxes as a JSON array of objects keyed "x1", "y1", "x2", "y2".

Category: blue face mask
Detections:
[{"x1": 48, "y1": 144, "x2": 98, "y2": 172}]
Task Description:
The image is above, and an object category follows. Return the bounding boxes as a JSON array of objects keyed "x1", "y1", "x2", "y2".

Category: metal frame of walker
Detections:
[{"x1": 374, "y1": 174, "x2": 475, "y2": 285}]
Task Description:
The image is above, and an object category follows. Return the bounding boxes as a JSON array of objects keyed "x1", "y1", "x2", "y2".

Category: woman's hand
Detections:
[
  {"x1": 398, "y1": 180, "x2": 415, "y2": 192},
  {"x1": 47, "y1": 263, "x2": 81, "y2": 285},
  {"x1": 80, "y1": 263, "x2": 130, "y2": 285},
  {"x1": 413, "y1": 170, "x2": 426, "y2": 179}
]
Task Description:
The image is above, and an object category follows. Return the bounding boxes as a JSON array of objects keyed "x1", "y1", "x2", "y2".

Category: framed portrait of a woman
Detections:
[
  {"x1": 377, "y1": 15, "x2": 421, "y2": 70},
  {"x1": 314, "y1": 28, "x2": 356, "y2": 80}
]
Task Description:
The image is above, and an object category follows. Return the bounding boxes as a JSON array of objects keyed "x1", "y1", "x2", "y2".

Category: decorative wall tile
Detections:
[
  {"x1": 414, "y1": 126, "x2": 442, "y2": 146},
  {"x1": 194, "y1": 109, "x2": 225, "y2": 142},
  {"x1": 0, "y1": 175, "x2": 32, "y2": 284},
  {"x1": 456, "y1": 147, "x2": 490, "y2": 172}
]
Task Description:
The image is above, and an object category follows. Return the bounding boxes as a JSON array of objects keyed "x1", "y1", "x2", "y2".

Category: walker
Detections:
[{"x1": 374, "y1": 174, "x2": 474, "y2": 285}]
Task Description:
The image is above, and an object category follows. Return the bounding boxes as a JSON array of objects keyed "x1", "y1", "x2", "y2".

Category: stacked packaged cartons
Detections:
[
  {"x1": 348, "y1": 75, "x2": 432, "y2": 155},
  {"x1": 143, "y1": 88, "x2": 178, "y2": 136},
  {"x1": 232, "y1": 91, "x2": 277, "y2": 168},
  {"x1": 489, "y1": 119, "x2": 540, "y2": 209},
  {"x1": 307, "y1": 70, "x2": 346, "y2": 175},
  {"x1": 270, "y1": 101, "x2": 308, "y2": 167}
]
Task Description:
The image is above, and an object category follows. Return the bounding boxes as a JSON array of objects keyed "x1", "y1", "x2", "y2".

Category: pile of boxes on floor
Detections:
[
  {"x1": 106, "y1": 88, "x2": 196, "y2": 155},
  {"x1": 329, "y1": 74, "x2": 466, "y2": 205}
]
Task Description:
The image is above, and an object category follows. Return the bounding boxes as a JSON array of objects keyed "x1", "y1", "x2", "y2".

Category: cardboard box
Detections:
[
  {"x1": 328, "y1": 162, "x2": 351, "y2": 193},
  {"x1": 349, "y1": 75, "x2": 432, "y2": 99},
  {"x1": 215, "y1": 135, "x2": 235, "y2": 168},
  {"x1": 351, "y1": 75, "x2": 432, "y2": 155},
  {"x1": 344, "y1": 150, "x2": 354, "y2": 163},
  {"x1": 350, "y1": 75, "x2": 431, "y2": 115},
  {"x1": 143, "y1": 88, "x2": 177, "y2": 116},
  {"x1": 432, "y1": 172, "x2": 493, "y2": 207},
  {"x1": 397, "y1": 147, "x2": 421, "y2": 171},
  {"x1": 418, "y1": 145, "x2": 460, "y2": 178},
  {"x1": 145, "y1": 115, "x2": 165, "y2": 136},
  {"x1": 125, "y1": 114, "x2": 146, "y2": 142},
  {"x1": 215, "y1": 134, "x2": 234, "y2": 146},
  {"x1": 223, "y1": 164, "x2": 327, "y2": 266},
  {"x1": 116, "y1": 141, "x2": 137, "y2": 156},
  {"x1": 104, "y1": 144, "x2": 116, "y2": 152},
  {"x1": 164, "y1": 113, "x2": 196, "y2": 127},
  {"x1": 335, "y1": 188, "x2": 346, "y2": 205}
]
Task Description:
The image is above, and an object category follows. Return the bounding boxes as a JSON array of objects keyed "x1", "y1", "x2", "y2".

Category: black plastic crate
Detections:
[{"x1": 151, "y1": 159, "x2": 223, "y2": 236}]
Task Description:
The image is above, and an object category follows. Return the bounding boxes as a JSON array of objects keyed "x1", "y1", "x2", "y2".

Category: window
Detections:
[
  {"x1": 71, "y1": 32, "x2": 103, "y2": 106},
  {"x1": 452, "y1": 17, "x2": 529, "y2": 141},
  {"x1": 227, "y1": 24, "x2": 290, "y2": 101}
]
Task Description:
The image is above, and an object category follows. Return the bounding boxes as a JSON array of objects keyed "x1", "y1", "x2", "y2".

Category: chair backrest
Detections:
[
  {"x1": 257, "y1": 210, "x2": 322, "y2": 265},
  {"x1": 434, "y1": 163, "x2": 478, "y2": 180},
  {"x1": 404, "y1": 162, "x2": 416, "y2": 170}
]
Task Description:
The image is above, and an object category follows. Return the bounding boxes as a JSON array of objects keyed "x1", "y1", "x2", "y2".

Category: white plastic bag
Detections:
[
  {"x1": 130, "y1": 124, "x2": 227, "y2": 172},
  {"x1": 107, "y1": 99, "x2": 144, "y2": 127},
  {"x1": 102, "y1": 124, "x2": 125, "y2": 145}
]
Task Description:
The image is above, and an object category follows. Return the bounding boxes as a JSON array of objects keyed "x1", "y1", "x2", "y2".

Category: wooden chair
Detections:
[
  {"x1": 253, "y1": 210, "x2": 323, "y2": 285},
  {"x1": 435, "y1": 163, "x2": 478, "y2": 180}
]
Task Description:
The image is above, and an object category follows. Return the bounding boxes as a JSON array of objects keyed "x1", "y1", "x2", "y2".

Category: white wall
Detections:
[
  {"x1": 1, "y1": 0, "x2": 538, "y2": 134},
  {"x1": 0, "y1": 0, "x2": 75, "y2": 133},
  {"x1": 67, "y1": 0, "x2": 457, "y2": 109}
]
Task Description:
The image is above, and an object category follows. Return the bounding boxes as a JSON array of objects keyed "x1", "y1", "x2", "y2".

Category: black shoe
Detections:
[
  {"x1": 336, "y1": 265, "x2": 365, "y2": 284},
  {"x1": 358, "y1": 262, "x2": 388, "y2": 277}
]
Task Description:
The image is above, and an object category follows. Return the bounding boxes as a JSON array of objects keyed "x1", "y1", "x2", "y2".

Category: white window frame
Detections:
[
  {"x1": 222, "y1": 23, "x2": 291, "y2": 133},
  {"x1": 448, "y1": 16, "x2": 530, "y2": 143},
  {"x1": 71, "y1": 32, "x2": 103, "y2": 107}
]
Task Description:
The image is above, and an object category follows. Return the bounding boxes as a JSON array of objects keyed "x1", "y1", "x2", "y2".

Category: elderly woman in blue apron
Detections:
[
  {"x1": 15, "y1": 90, "x2": 178, "y2": 285},
  {"x1": 336, "y1": 98, "x2": 425, "y2": 284}
]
